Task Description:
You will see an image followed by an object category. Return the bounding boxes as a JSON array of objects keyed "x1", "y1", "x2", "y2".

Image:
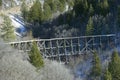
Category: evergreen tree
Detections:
[
  {"x1": 58, "y1": 0, "x2": 65, "y2": 12},
  {"x1": 66, "y1": 0, "x2": 74, "y2": 9},
  {"x1": 95, "y1": 0, "x2": 101, "y2": 15},
  {"x1": 43, "y1": 2, "x2": 52, "y2": 21},
  {"x1": 51, "y1": 2, "x2": 57, "y2": 13},
  {"x1": 84, "y1": 0, "x2": 88, "y2": 14},
  {"x1": 90, "y1": 51, "x2": 101, "y2": 79},
  {"x1": 86, "y1": 17, "x2": 94, "y2": 36},
  {"x1": 59, "y1": 0, "x2": 66, "y2": 8},
  {"x1": 60, "y1": 0, "x2": 66, "y2": 4},
  {"x1": 46, "y1": 0, "x2": 65, "y2": 12},
  {"x1": 89, "y1": 0, "x2": 97, "y2": 6},
  {"x1": 28, "y1": 42, "x2": 44, "y2": 69},
  {"x1": 103, "y1": 68, "x2": 112, "y2": 80},
  {"x1": 73, "y1": 0, "x2": 84, "y2": 16},
  {"x1": 108, "y1": 50, "x2": 120, "y2": 80},
  {"x1": 103, "y1": 0, "x2": 109, "y2": 9},
  {"x1": 21, "y1": 0, "x2": 28, "y2": 21},
  {"x1": 73, "y1": 0, "x2": 88, "y2": 16},
  {"x1": 101, "y1": 0, "x2": 109, "y2": 16},
  {"x1": 1, "y1": 15, "x2": 16, "y2": 42},
  {"x1": 28, "y1": 0, "x2": 43, "y2": 23},
  {"x1": 44, "y1": 0, "x2": 52, "y2": 6},
  {"x1": 45, "y1": 0, "x2": 57, "y2": 13},
  {"x1": 66, "y1": 11, "x2": 73, "y2": 24},
  {"x1": 89, "y1": 4, "x2": 94, "y2": 16}
]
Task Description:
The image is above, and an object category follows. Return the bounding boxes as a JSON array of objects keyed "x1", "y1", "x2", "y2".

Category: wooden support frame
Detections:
[{"x1": 8, "y1": 34, "x2": 117, "y2": 63}]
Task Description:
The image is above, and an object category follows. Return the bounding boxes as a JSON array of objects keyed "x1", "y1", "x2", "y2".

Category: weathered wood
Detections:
[{"x1": 8, "y1": 34, "x2": 117, "y2": 63}]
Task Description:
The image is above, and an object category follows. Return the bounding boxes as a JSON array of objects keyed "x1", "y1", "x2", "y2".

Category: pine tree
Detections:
[
  {"x1": 44, "y1": 0, "x2": 52, "y2": 4},
  {"x1": 86, "y1": 17, "x2": 94, "y2": 36},
  {"x1": 90, "y1": 0, "x2": 97, "y2": 6},
  {"x1": 101, "y1": 0, "x2": 109, "y2": 16},
  {"x1": 45, "y1": 0, "x2": 57, "y2": 13},
  {"x1": 58, "y1": 0, "x2": 65, "y2": 12},
  {"x1": 50, "y1": 2, "x2": 57, "y2": 13},
  {"x1": 108, "y1": 50, "x2": 120, "y2": 80},
  {"x1": 103, "y1": 68, "x2": 112, "y2": 80},
  {"x1": 28, "y1": 42, "x2": 44, "y2": 69},
  {"x1": 95, "y1": 0, "x2": 101, "y2": 15},
  {"x1": 48, "y1": 0, "x2": 65, "y2": 12},
  {"x1": 66, "y1": 0, "x2": 74, "y2": 9},
  {"x1": 59, "y1": 0, "x2": 66, "y2": 10},
  {"x1": 73, "y1": 0, "x2": 89, "y2": 16},
  {"x1": 21, "y1": 0, "x2": 28, "y2": 21},
  {"x1": 89, "y1": 4, "x2": 94, "y2": 16},
  {"x1": 73, "y1": 0, "x2": 83, "y2": 16},
  {"x1": 1, "y1": 15, "x2": 16, "y2": 42},
  {"x1": 90, "y1": 51, "x2": 101, "y2": 79},
  {"x1": 28, "y1": 0, "x2": 43, "y2": 23},
  {"x1": 84, "y1": 0, "x2": 88, "y2": 14},
  {"x1": 43, "y1": 2, "x2": 52, "y2": 21},
  {"x1": 103, "y1": 0, "x2": 109, "y2": 9}
]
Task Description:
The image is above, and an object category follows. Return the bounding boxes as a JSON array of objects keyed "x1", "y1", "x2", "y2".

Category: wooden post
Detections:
[
  {"x1": 56, "y1": 40, "x2": 61, "y2": 63},
  {"x1": 71, "y1": 39, "x2": 73, "y2": 55},
  {"x1": 50, "y1": 40, "x2": 53, "y2": 60},
  {"x1": 78, "y1": 38, "x2": 80, "y2": 54},
  {"x1": 64, "y1": 39, "x2": 68, "y2": 63}
]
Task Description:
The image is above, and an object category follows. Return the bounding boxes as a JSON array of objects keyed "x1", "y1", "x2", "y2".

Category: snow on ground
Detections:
[{"x1": 9, "y1": 14, "x2": 27, "y2": 37}]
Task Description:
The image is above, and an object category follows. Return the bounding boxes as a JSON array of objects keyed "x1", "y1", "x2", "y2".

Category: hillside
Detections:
[
  {"x1": 1, "y1": 0, "x2": 120, "y2": 80},
  {"x1": 0, "y1": 39, "x2": 74, "y2": 80},
  {"x1": 11, "y1": 0, "x2": 120, "y2": 39}
]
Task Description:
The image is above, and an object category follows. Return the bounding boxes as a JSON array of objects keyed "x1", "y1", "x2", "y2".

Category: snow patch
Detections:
[{"x1": 9, "y1": 14, "x2": 27, "y2": 37}]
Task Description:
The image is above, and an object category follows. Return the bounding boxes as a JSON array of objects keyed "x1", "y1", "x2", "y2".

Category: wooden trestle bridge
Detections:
[{"x1": 9, "y1": 34, "x2": 120, "y2": 62}]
